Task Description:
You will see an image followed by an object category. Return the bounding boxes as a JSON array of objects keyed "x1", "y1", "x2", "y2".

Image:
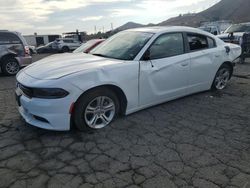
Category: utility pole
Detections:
[
  {"x1": 111, "y1": 23, "x2": 113, "y2": 31},
  {"x1": 94, "y1": 25, "x2": 97, "y2": 34}
]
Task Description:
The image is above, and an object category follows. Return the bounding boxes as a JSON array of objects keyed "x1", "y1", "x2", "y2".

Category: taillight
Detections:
[{"x1": 24, "y1": 46, "x2": 30, "y2": 56}]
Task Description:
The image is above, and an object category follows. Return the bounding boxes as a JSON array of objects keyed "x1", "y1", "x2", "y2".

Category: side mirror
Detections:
[
  {"x1": 143, "y1": 50, "x2": 151, "y2": 61},
  {"x1": 213, "y1": 31, "x2": 218, "y2": 35}
]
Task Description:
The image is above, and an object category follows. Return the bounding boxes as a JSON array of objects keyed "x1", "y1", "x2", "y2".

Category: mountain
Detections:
[
  {"x1": 158, "y1": 13, "x2": 205, "y2": 27},
  {"x1": 158, "y1": 0, "x2": 250, "y2": 27},
  {"x1": 113, "y1": 0, "x2": 250, "y2": 31},
  {"x1": 200, "y1": 0, "x2": 250, "y2": 22}
]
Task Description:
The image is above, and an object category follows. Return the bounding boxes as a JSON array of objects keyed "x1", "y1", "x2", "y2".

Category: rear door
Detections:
[
  {"x1": 186, "y1": 33, "x2": 220, "y2": 93},
  {"x1": 66, "y1": 40, "x2": 80, "y2": 50}
]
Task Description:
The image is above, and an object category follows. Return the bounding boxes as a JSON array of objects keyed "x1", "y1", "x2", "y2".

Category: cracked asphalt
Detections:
[{"x1": 0, "y1": 55, "x2": 250, "y2": 188}]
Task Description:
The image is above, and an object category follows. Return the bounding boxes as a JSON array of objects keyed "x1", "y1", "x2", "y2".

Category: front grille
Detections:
[{"x1": 18, "y1": 83, "x2": 33, "y2": 98}]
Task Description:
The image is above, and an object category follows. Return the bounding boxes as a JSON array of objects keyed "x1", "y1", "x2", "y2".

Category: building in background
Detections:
[{"x1": 23, "y1": 33, "x2": 61, "y2": 47}]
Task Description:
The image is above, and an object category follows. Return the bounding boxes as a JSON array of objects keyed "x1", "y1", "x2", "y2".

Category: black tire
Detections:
[
  {"x1": 211, "y1": 64, "x2": 232, "y2": 91},
  {"x1": 62, "y1": 46, "x2": 70, "y2": 53},
  {"x1": 73, "y1": 88, "x2": 120, "y2": 131},
  {"x1": 1, "y1": 56, "x2": 20, "y2": 76}
]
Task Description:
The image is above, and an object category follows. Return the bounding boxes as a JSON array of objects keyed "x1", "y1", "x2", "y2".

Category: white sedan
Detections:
[{"x1": 16, "y1": 26, "x2": 241, "y2": 131}]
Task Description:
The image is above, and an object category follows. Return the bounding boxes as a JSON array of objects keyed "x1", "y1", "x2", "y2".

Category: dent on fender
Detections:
[{"x1": 69, "y1": 68, "x2": 120, "y2": 92}]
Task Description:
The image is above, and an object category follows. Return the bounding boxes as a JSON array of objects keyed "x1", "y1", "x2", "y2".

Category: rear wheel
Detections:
[
  {"x1": 1, "y1": 57, "x2": 20, "y2": 76},
  {"x1": 212, "y1": 64, "x2": 231, "y2": 90},
  {"x1": 74, "y1": 88, "x2": 120, "y2": 131}
]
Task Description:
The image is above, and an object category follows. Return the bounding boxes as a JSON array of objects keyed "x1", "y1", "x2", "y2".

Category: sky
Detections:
[{"x1": 0, "y1": 0, "x2": 220, "y2": 35}]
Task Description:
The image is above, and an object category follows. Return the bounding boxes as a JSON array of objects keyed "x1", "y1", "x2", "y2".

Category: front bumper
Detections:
[
  {"x1": 15, "y1": 72, "x2": 82, "y2": 131},
  {"x1": 15, "y1": 87, "x2": 72, "y2": 131}
]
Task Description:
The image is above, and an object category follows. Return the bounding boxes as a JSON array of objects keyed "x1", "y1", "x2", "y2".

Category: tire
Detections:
[
  {"x1": 73, "y1": 88, "x2": 120, "y2": 131},
  {"x1": 62, "y1": 46, "x2": 70, "y2": 53},
  {"x1": 1, "y1": 56, "x2": 20, "y2": 76},
  {"x1": 211, "y1": 64, "x2": 232, "y2": 90}
]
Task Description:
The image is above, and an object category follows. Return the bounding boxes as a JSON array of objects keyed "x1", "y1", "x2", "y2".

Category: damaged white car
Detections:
[{"x1": 16, "y1": 26, "x2": 241, "y2": 131}]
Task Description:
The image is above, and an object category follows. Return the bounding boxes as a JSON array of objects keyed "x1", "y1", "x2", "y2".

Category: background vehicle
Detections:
[
  {"x1": 0, "y1": 30, "x2": 32, "y2": 75},
  {"x1": 16, "y1": 27, "x2": 241, "y2": 131},
  {"x1": 36, "y1": 42, "x2": 58, "y2": 54},
  {"x1": 199, "y1": 25, "x2": 221, "y2": 35},
  {"x1": 73, "y1": 39, "x2": 105, "y2": 53},
  {"x1": 28, "y1": 45, "x2": 37, "y2": 55},
  {"x1": 218, "y1": 22, "x2": 250, "y2": 44},
  {"x1": 54, "y1": 38, "x2": 81, "y2": 52},
  {"x1": 200, "y1": 20, "x2": 232, "y2": 34}
]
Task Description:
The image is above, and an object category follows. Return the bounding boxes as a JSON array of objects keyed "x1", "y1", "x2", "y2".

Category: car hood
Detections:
[{"x1": 23, "y1": 53, "x2": 123, "y2": 80}]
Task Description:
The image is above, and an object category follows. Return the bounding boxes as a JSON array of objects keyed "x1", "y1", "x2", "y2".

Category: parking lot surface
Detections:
[{"x1": 0, "y1": 56, "x2": 250, "y2": 188}]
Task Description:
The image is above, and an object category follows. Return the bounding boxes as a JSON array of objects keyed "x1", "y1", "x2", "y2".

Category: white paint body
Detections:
[{"x1": 16, "y1": 27, "x2": 241, "y2": 131}]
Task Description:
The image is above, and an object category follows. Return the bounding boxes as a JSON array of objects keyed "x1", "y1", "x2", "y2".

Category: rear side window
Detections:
[
  {"x1": 187, "y1": 33, "x2": 208, "y2": 51},
  {"x1": 0, "y1": 32, "x2": 21, "y2": 44},
  {"x1": 149, "y1": 33, "x2": 184, "y2": 59}
]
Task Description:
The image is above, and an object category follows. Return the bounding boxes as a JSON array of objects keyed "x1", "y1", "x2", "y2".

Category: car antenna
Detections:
[{"x1": 149, "y1": 59, "x2": 154, "y2": 67}]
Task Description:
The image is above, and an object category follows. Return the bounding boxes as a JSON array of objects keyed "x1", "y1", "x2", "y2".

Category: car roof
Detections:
[
  {"x1": 89, "y1": 39, "x2": 105, "y2": 42},
  {"x1": 126, "y1": 26, "x2": 209, "y2": 34},
  {"x1": 0, "y1": 30, "x2": 20, "y2": 35}
]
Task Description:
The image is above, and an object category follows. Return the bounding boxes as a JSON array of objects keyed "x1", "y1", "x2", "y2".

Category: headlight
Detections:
[{"x1": 32, "y1": 88, "x2": 69, "y2": 99}]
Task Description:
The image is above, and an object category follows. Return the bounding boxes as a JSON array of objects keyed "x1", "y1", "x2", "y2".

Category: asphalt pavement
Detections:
[{"x1": 0, "y1": 55, "x2": 249, "y2": 188}]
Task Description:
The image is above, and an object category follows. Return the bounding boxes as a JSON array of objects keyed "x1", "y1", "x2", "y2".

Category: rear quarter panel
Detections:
[{"x1": 227, "y1": 43, "x2": 242, "y2": 61}]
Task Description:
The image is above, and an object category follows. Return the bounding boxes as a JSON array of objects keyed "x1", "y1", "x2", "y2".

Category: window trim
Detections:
[
  {"x1": 207, "y1": 36, "x2": 217, "y2": 49},
  {"x1": 141, "y1": 32, "x2": 187, "y2": 60}
]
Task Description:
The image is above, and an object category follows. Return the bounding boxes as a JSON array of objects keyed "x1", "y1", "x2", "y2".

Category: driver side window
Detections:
[{"x1": 149, "y1": 33, "x2": 184, "y2": 60}]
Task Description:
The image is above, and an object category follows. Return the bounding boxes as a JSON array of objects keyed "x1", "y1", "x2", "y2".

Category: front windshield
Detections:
[
  {"x1": 73, "y1": 40, "x2": 99, "y2": 53},
  {"x1": 225, "y1": 24, "x2": 250, "y2": 33},
  {"x1": 91, "y1": 31, "x2": 153, "y2": 60}
]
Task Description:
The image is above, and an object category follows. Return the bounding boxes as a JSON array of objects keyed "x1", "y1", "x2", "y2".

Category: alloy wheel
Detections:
[
  {"x1": 214, "y1": 68, "x2": 230, "y2": 90},
  {"x1": 84, "y1": 96, "x2": 115, "y2": 129},
  {"x1": 5, "y1": 61, "x2": 19, "y2": 75}
]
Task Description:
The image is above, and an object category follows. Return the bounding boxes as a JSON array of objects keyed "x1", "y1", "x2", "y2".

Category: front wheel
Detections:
[
  {"x1": 211, "y1": 64, "x2": 231, "y2": 90},
  {"x1": 1, "y1": 57, "x2": 20, "y2": 76},
  {"x1": 73, "y1": 88, "x2": 120, "y2": 131}
]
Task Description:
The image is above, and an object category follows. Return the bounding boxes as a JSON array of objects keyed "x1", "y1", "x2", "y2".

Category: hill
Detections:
[
  {"x1": 158, "y1": 0, "x2": 250, "y2": 27},
  {"x1": 111, "y1": 0, "x2": 250, "y2": 33},
  {"x1": 114, "y1": 22, "x2": 145, "y2": 32}
]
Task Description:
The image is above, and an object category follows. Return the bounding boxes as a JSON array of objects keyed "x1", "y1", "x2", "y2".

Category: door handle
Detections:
[
  {"x1": 215, "y1": 54, "x2": 220, "y2": 58},
  {"x1": 181, "y1": 62, "x2": 189, "y2": 67}
]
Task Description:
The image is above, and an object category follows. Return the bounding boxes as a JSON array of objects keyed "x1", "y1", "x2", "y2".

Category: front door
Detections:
[{"x1": 139, "y1": 32, "x2": 190, "y2": 107}]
